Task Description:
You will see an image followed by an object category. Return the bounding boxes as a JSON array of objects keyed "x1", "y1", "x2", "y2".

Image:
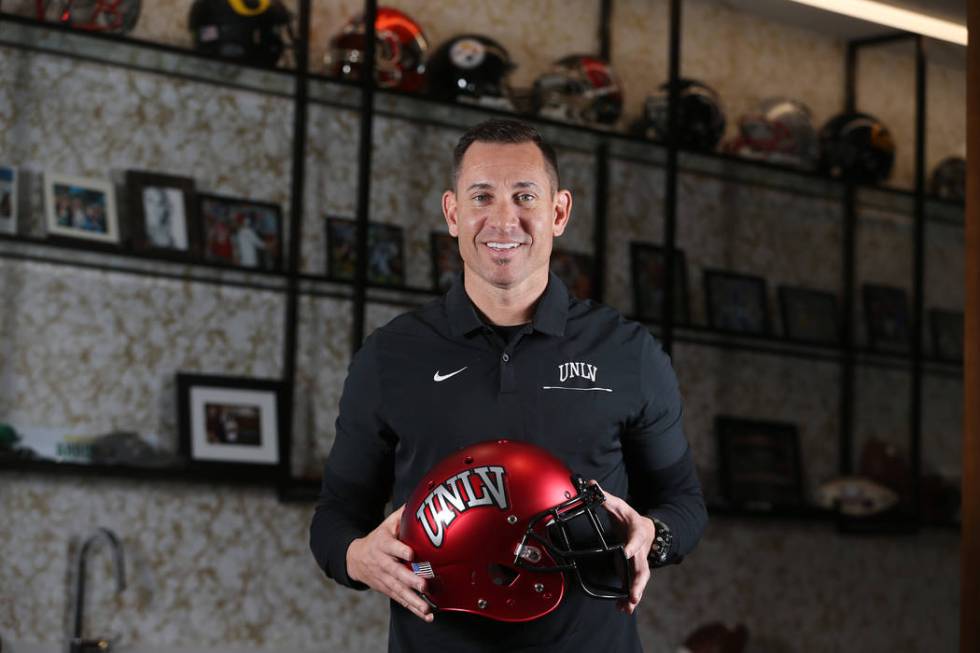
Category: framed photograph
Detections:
[
  {"x1": 930, "y1": 309, "x2": 963, "y2": 362},
  {"x1": 550, "y1": 249, "x2": 595, "y2": 299},
  {"x1": 716, "y1": 416, "x2": 804, "y2": 510},
  {"x1": 704, "y1": 269, "x2": 770, "y2": 335},
  {"x1": 44, "y1": 172, "x2": 120, "y2": 244},
  {"x1": 430, "y1": 231, "x2": 462, "y2": 292},
  {"x1": 630, "y1": 242, "x2": 689, "y2": 324},
  {"x1": 199, "y1": 193, "x2": 283, "y2": 271},
  {"x1": 862, "y1": 284, "x2": 909, "y2": 353},
  {"x1": 0, "y1": 165, "x2": 17, "y2": 235},
  {"x1": 325, "y1": 216, "x2": 405, "y2": 286},
  {"x1": 177, "y1": 373, "x2": 287, "y2": 477},
  {"x1": 778, "y1": 285, "x2": 840, "y2": 345},
  {"x1": 126, "y1": 169, "x2": 198, "y2": 258}
]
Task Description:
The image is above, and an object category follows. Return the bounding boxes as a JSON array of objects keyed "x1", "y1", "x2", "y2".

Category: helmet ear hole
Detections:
[{"x1": 488, "y1": 563, "x2": 520, "y2": 587}]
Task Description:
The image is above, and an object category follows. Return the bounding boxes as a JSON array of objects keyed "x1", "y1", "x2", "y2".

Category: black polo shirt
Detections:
[{"x1": 311, "y1": 272, "x2": 706, "y2": 653}]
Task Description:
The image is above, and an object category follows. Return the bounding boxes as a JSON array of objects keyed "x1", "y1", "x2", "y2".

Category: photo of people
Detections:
[
  {"x1": 204, "y1": 403, "x2": 263, "y2": 447},
  {"x1": 143, "y1": 186, "x2": 188, "y2": 249},
  {"x1": 54, "y1": 184, "x2": 108, "y2": 232},
  {"x1": 0, "y1": 165, "x2": 15, "y2": 234},
  {"x1": 705, "y1": 270, "x2": 770, "y2": 335},
  {"x1": 199, "y1": 194, "x2": 282, "y2": 270},
  {"x1": 44, "y1": 172, "x2": 119, "y2": 244},
  {"x1": 326, "y1": 217, "x2": 405, "y2": 286},
  {"x1": 550, "y1": 249, "x2": 594, "y2": 299},
  {"x1": 630, "y1": 243, "x2": 689, "y2": 323},
  {"x1": 430, "y1": 231, "x2": 462, "y2": 292}
]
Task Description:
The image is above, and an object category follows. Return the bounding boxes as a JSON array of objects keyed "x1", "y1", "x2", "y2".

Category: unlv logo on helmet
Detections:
[
  {"x1": 415, "y1": 465, "x2": 508, "y2": 547},
  {"x1": 399, "y1": 440, "x2": 632, "y2": 622}
]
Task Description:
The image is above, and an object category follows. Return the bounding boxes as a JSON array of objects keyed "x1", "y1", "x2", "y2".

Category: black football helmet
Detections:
[
  {"x1": 324, "y1": 6, "x2": 428, "y2": 92},
  {"x1": 35, "y1": 0, "x2": 141, "y2": 33},
  {"x1": 426, "y1": 34, "x2": 516, "y2": 108},
  {"x1": 188, "y1": 0, "x2": 294, "y2": 67},
  {"x1": 818, "y1": 112, "x2": 895, "y2": 184},
  {"x1": 930, "y1": 156, "x2": 965, "y2": 201},
  {"x1": 636, "y1": 79, "x2": 726, "y2": 151},
  {"x1": 531, "y1": 55, "x2": 623, "y2": 126}
]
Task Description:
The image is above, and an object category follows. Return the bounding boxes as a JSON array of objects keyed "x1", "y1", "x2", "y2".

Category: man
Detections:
[{"x1": 311, "y1": 119, "x2": 706, "y2": 652}]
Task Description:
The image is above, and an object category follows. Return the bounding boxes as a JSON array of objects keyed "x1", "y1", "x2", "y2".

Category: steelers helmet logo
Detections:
[
  {"x1": 227, "y1": 0, "x2": 271, "y2": 17},
  {"x1": 450, "y1": 38, "x2": 487, "y2": 69}
]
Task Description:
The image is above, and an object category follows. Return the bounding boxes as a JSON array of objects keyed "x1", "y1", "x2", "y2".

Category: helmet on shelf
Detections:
[
  {"x1": 818, "y1": 112, "x2": 895, "y2": 184},
  {"x1": 324, "y1": 6, "x2": 428, "y2": 93},
  {"x1": 188, "y1": 0, "x2": 294, "y2": 68},
  {"x1": 399, "y1": 439, "x2": 631, "y2": 622},
  {"x1": 724, "y1": 97, "x2": 819, "y2": 168},
  {"x1": 425, "y1": 34, "x2": 517, "y2": 109},
  {"x1": 929, "y1": 156, "x2": 965, "y2": 201},
  {"x1": 36, "y1": 0, "x2": 142, "y2": 34},
  {"x1": 635, "y1": 78, "x2": 726, "y2": 151},
  {"x1": 531, "y1": 55, "x2": 623, "y2": 127}
]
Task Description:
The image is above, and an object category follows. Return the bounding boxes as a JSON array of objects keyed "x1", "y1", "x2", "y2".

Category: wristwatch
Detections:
[{"x1": 648, "y1": 516, "x2": 673, "y2": 567}]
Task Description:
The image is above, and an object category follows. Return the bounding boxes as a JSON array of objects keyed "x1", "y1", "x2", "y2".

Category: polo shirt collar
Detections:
[{"x1": 446, "y1": 272, "x2": 569, "y2": 338}]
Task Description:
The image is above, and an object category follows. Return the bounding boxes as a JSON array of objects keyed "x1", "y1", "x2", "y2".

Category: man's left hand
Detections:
[{"x1": 592, "y1": 482, "x2": 656, "y2": 615}]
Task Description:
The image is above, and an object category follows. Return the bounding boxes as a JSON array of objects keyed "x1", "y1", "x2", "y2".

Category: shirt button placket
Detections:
[{"x1": 500, "y1": 350, "x2": 515, "y2": 393}]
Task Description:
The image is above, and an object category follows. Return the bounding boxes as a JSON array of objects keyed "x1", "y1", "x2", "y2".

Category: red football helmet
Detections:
[
  {"x1": 532, "y1": 55, "x2": 624, "y2": 126},
  {"x1": 324, "y1": 7, "x2": 428, "y2": 92},
  {"x1": 35, "y1": 0, "x2": 141, "y2": 33},
  {"x1": 399, "y1": 439, "x2": 631, "y2": 622},
  {"x1": 724, "y1": 98, "x2": 819, "y2": 169}
]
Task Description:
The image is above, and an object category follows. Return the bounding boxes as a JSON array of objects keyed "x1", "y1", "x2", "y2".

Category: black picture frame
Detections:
[
  {"x1": 198, "y1": 193, "x2": 283, "y2": 271},
  {"x1": 630, "y1": 242, "x2": 689, "y2": 324},
  {"x1": 862, "y1": 284, "x2": 910, "y2": 353},
  {"x1": 778, "y1": 285, "x2": 841, "y2": 345},
  {"x1": 125, "y1": 169, "x2": 198, "y2": 259},
  {"x1": 550, "y1": 249, "x2": 595, "y2": 299},
  {"x1": 0, "y1": 164, "x2": 17, "y2": 235},
  {"x1": 930, "y1": 309, "x2": 963, "y2": 362},
  {"x1": 176, "y1": 372, "x2": 287, "y2": 479},
  {"x1": 716, "y1": 416, "x2": 804, "y2": 511},
  {"x1": 325, "y1": 216, "x2": 405, "y2": 286},
  {"x1": 704, "y1": 269, "x2": 770, "y2": 335},
  {"x1": 430, "y1": 231, "x2": 462, "y2": 292}
]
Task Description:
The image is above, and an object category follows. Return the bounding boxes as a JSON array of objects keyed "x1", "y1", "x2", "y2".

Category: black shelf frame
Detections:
[{"x1": 0, "y1": 4, "x2": 963, "y2": 530}]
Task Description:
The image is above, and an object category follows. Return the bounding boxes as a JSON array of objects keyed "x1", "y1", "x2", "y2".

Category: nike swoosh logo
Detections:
[{"x1": 433, "y1": 367, "x2": 468, "y2": 382}]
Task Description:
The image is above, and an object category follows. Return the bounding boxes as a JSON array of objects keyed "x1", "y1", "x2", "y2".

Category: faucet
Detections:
[{"x1": 69, "y1": 528, "x2": 126, "y2": 653}]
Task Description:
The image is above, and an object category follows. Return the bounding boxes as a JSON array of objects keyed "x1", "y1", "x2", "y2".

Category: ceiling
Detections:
[
  {"x1": 885, "y1": 0, "x2": 965, "y2": 24},
  {"x1": 720, "y1": 0, "x2": 967, "y2": 67}
]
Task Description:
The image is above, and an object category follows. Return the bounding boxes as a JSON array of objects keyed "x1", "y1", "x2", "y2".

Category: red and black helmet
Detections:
[
  {"x1": 399, "y1": 439, "x2": 631, "y2": 622},
  {"x1": 724, "y1": 97, "x2": 819, "y2": 169},
  {"x1": 532, "y1": 55, "x2": 623, "y2": 126},
  {"x1": 324, "y1": 7, "x2": 428, "y2": 93},
  {"x1": 35, "y1": 0, "x2": 141, "y2": 33},
  {"x1": 636, "y1": 78, "x2": 726, "y2": 151}
]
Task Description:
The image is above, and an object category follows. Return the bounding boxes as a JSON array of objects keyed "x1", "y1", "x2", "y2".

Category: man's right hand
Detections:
[{"x1": 346, "y1": 505, "x2": 434, "y2": 623}]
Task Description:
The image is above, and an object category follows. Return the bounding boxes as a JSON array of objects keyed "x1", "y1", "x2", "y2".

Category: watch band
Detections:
[{"x1": 649, "y1": 516, "x2": 673, "y2": 567}]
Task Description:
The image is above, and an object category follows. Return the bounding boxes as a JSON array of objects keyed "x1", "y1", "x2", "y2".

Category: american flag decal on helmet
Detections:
[{"x1": 411, "y1": 562, "x2": 435, "y2": 579}]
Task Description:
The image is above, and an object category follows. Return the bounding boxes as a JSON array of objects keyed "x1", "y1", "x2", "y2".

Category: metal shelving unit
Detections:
[{"x1": 0, "y1": 3, "x2": 964, "y2": 532}]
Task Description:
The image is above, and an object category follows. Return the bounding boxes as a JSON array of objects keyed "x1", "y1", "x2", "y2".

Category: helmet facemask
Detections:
[{"x1": 514, "y1": 475, "x2": 633, "y2": 601}]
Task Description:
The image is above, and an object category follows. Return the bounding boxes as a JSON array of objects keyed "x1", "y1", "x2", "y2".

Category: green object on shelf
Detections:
[{"x1": 0, "y1": 423, "x2": 20, "y2": 449}]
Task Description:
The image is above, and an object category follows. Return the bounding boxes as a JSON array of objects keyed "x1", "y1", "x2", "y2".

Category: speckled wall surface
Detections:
[{"x1": 0, "y1": 0, "x2": 965, "y2": 651}]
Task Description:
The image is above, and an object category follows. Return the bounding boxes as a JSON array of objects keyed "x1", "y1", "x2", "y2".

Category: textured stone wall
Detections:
[{"x1": 0, "y1": 0, "x2": 964, "y2": 651}]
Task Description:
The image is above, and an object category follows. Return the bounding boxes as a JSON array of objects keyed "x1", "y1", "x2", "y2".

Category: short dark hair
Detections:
[{"x1": 452, "y1": 119, "x2": 560, "y2": 192}]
